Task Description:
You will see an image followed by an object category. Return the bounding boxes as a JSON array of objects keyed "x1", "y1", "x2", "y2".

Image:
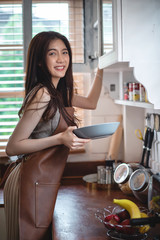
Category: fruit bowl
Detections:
[{"x1": 95, "y1": 205, "x2": 149, "y2": 240}]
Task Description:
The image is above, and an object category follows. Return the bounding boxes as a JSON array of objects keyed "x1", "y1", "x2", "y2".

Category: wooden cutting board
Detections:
[{"x1": 107, "y1": 115, "x2": 123, "y2": 162}]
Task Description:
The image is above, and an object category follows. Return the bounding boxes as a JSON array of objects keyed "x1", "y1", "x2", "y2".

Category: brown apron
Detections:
[{"x1": 19, "y1": 107, "x2": 74, "y2": 240}]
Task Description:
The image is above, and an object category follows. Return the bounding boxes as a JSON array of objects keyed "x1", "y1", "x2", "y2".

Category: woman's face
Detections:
[{"x1": 46, "y1": 38, "x2": 70, "y2": 88}]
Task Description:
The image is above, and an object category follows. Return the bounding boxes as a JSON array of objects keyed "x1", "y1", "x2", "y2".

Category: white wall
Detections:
[{"x1": 68, "y1": 71, "x2": 123, "y2": 162}]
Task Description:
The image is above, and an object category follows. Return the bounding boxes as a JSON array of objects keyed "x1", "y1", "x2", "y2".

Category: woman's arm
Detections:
[
  {"x1": 6, "y1": 88, "x2": 89, "y2": 156},
  {"x1": 72, "y1": 68, "x2": 103, "y2": 109}
]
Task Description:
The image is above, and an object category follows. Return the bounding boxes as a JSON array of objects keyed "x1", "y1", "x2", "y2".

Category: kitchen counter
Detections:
[
  {"x1": 52, "y1": 184, "x2": 160, "y2": 240},
  {"x1": 0, "y1": 183, "x2": 159, "y2": 240}
]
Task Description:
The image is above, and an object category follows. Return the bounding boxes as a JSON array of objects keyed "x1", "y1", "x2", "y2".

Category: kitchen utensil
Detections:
[
  {"x1": 146, "y1": 129, "x2": 154, "y2": 168},
  {"x1": 130, "y1": 216, "x2": 160, "y2": 227},
  {"x1": 151, "y1": 130, "x2": 157, "y2": 163},
  {"x1": 135, "y1": 129, "x2": 143, "y2": 141},
  {"x1": 154, "y1": 114, "x2": 160, "y2": 132},
  {"x1": 73, "y1": 122, "x2": 120, "y2": 139},
  {"x1": 140, "y1": 127, "x2": 150, "y2": 166}
]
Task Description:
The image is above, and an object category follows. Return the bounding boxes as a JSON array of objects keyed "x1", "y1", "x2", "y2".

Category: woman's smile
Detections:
[{"x1": 54, "y1": 65, "x2": 66, "y2": 71}]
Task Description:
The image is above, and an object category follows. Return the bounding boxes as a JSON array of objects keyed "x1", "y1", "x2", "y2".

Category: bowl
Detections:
[
  {"x1": 95, "y1": 205, "x2": 149, "y2": 240},
  {"x1": 73, "y1": 122, "x2": 120, "y2": 139}
]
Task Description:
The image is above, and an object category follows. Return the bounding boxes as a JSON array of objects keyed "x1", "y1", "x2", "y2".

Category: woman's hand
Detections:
[{"x1": 60, "y1": 126, "x2": 90, "y2": 150}]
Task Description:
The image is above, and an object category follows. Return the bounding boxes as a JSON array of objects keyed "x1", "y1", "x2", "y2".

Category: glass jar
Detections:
[
  {"x1": 148, "y1": 173, "x2": 160, "y2": 214},
  {"x1": 129, "y1": 168, "x2": 151, "y2": 203},
  {"x1": 114, "y1": 163, "x2": 140, "y2": 195},
  {"x1": 114, "y1": 163, "x2": 133, "y2": 195}
]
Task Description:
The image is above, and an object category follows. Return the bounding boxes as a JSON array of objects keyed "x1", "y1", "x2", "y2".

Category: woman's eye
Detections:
[
  {"x1": 63, "y1": 51, "x2": 69, "y2": 55},
  {"x1": 49, "y1": 52, "x2": 56, "y2": 56}
]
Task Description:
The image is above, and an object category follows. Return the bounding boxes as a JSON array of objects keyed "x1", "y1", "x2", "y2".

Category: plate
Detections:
[
  {"x1": 73, "y1": 122, "x2": 120, "y2": 139},
  {"x1": 82, "y1": 173, "x2": 97, "y2": 183}
]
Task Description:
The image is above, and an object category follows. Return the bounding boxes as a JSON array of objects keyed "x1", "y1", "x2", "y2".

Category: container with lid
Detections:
[
  {"x1": 129, "y1": 169, "x2": 151, "y2": 203},
  {"x1": 123, "y1": 82, "x2": 129, "y2": 100},
  {"x1": 139, "y1": 83, "x2": 145, "y2": 102},
  {"x1": 105, "y1": 160, "x2": 115, "y2": 184},
  {"x1": 114, "y1": 163, "x2": 132, "y2": 184},
  {"x1": 133, "y1": 82, "x2": 140, "y2": 101},
  {"x1": 129, "y1": 82, "x2": 133, "y2": 101},
  {"x1": 114, "y1": 163, "x2": 133, "y2": 195},
  {"x1": 148, "y1": 173, "x2": 160, "y2": 213},
  {"x1": 114, "y1": 163, "x2": 140, "y2": 195}
]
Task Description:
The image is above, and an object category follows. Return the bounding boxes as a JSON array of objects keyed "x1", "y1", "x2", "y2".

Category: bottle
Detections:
[
  {"x1": 139, "y1": 83, "x2": 145, "y2": 102},
  {"x1": 133, "y1": 83, "x2": 140, "y2": 101},
  {"x1": 123, "y1": 82, "x2": 129, "y2": 100},
  {"x1": 129, "y1": 82, "x2": 133, "y2": 101},
  {"x1": 105, "y1": 159, "x2": 115, "y2": 184}
]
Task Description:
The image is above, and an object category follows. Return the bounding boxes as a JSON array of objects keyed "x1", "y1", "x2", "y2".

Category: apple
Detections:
[
  {"x1": 113, "y1": 214, "x2": 121, "y2": 223},
  {"x1": 119, "y1": 219, "x2": 135, "y2": 235},
  {"x1": 121, "y1": 219, "x2": 130, "y2": 225},
  {"x1": 104, "y1": 214, "x2": 114, "y2": 222},
  {"x1": 116, "y1": 208, "x2": 130, "y2": 221},
  {"x1": 104, "y1": 214, "x2": 120, "y2": 230}
]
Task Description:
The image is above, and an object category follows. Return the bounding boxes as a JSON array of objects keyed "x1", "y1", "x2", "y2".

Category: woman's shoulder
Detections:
[{"x1": 34, "y1": 85, "x2": 51, "y2": 103}]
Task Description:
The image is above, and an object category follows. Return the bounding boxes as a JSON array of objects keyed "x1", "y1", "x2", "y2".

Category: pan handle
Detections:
[{"x1": 130, "y1": 216, "x2": 160, "y2": 227}]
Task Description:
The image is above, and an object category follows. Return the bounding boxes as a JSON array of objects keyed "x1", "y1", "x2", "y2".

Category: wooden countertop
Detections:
[
  {"x1": 0, "y1": 183, "x2": 159, "y2": 239},
  {"x1": 52, "y1": 184, "x2": 160, "y2": 240}
]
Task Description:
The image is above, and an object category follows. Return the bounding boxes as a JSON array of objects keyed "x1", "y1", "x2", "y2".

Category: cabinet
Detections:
[
  {"x1": 103, "y1": 65, "x2": 153, "y2": 163},
  {"x1": 99, "y1": 0, "x2": 160, "y2": 110}
]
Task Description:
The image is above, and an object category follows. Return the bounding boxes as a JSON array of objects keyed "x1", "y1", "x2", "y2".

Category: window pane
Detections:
[
  {"x1": 0, "y1": 49, "x2": 24, "y2": 92},
  {"x1": 32, "y1": 0, "x2": 84, "y2": 63},
  {"x1": 103, "y1": 1, "x2": 113, "y2": 54},
  {"x1": 32, "y1": 3, "x2": 69, "y2": 37},
  {"x1": 0, "y1": 2, "x2": 23, "y2": 156},
  {"x1": 0, "y1": 3, "x2": 23, "y2": 45}
]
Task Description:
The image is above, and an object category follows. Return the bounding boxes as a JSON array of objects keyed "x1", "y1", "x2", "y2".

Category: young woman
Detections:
[{"x1": 4, "y1": 31, "x2": 103, "y2": 240}]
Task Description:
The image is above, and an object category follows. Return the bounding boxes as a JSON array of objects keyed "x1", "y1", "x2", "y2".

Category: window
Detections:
[
  {"x1": 0, "y1": 2, "x2": 24, "y2": 157},
  {"x1": 32, "y1": 0, "x2": 84, "y2": 63},
  {"x1": 0, "y1": 0, "x2": 84, "y2": 157},
  {"x1": 103, "y1": 0, "x2": 113, "y2": 54}
]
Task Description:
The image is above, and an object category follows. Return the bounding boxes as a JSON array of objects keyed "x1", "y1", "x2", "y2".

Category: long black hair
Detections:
[{"x1": 19, "y1": 31, "x2": 76, "y2": 126}]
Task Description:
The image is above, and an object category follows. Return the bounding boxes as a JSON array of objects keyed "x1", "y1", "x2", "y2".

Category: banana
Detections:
[
  {"x1": 139, "y1": 212, "x2": 150, "y2": 233},
  {"x1": 113, "y1": 199, "x2": 141, "y2": 219}
]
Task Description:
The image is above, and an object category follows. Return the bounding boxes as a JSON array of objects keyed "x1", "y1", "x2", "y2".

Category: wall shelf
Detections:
[{"x1": 115, "y1": 99, "x2": 154, "y2": 109}]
